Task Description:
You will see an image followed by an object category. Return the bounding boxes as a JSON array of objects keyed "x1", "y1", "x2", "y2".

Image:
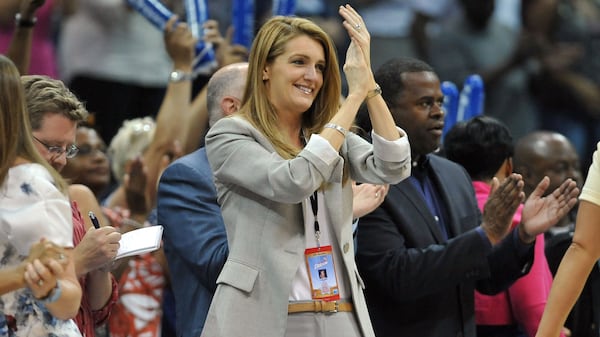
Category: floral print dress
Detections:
[{"x1": 0, "y1": 163, "x2": 81, "y2": 337}]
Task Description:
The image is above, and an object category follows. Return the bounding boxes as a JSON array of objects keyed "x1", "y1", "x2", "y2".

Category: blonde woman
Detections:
[{"x1": 202, "y1": 5, "x2": 410, "y2": 337}]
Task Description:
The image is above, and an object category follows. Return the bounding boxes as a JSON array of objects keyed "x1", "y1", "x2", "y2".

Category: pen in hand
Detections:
[{"x1": 88, "y1": 211, "x2": 101, "y2": 229}]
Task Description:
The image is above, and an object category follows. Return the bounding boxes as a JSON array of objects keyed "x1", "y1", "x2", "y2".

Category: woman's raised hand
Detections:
[
  {"x1": 339, "y1": 4, "x2": 371, "y2": 69},
  {"x1": 339, "y1": 4, "x2": 374, "y2": 100}
]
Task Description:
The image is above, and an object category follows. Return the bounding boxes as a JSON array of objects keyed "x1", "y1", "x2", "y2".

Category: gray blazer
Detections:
[{"x1": 201, "y1": 116, "x2": 411, "y2": 337}]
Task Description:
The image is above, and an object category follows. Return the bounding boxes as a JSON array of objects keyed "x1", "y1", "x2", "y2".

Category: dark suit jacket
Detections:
[
  {"x1": 157, "y1": 148, "x2": 228, "y2": 337},
  {"x1": 356, "y1": 154, "x2": 534, "y2": 337}
]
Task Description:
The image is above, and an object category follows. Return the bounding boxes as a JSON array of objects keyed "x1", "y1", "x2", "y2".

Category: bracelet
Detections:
[
  {"x1": 366, "y1": 83, "x2": 382, "y2": 100},
  {"x1": 38, "y1": 281, "x2": 62, "y2": 304},
  {"x1": 324, "y1": 123, "x2": 348, "y2": 137},
  {"x1": 15, "y1": 13, "x2": 37, "y2": 28}
]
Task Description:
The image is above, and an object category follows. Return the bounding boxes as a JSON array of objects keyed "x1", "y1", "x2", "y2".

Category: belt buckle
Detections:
[{"x1": 326, "y1": 301, "x2": 339, "y2": 313}]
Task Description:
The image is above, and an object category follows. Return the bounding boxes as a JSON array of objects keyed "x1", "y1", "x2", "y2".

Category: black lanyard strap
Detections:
[{"x1": 309, "y1": 191, "x2": 321, "y2": 245}]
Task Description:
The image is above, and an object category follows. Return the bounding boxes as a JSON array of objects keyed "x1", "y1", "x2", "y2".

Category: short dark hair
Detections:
[
  {"x1": 444, "y1": 116, "x2": 514, "y2": 181},
  {"x1": 375, "y1": 57, "x2": 434, "y2": 107},
  {"x1": 356, "y1": 57, "x2": 434, "y2": 137}
]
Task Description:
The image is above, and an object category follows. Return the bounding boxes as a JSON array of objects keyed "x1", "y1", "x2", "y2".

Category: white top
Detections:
[
  {"x1": 581, "y1": 141, "x2": 600, "y2": 206},
  {"x1": 0, "y1": 163, "x2": 79, "y2": 337}
]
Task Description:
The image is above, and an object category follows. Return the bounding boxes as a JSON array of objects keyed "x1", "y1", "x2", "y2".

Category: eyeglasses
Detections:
[{"x1": 33, "y1": 135, "x2": 79, "y2": 159}]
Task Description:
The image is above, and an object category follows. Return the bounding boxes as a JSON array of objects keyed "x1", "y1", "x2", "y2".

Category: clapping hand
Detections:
[
  {"x1": 22, "y1": 239, "x2": 67, "y2": 298},
  {"x1": 519, "y1": 177, "x2": 579, "y2": 243},
  {"x1": 352, "y1": 182, "x2": 388, "y2": 218},
  {"x1": 481, "y1": 174, "x2": 525, "y2": 244},
  {"x1": 339, "y1": 4, "x2": 372, "y2": 100}
]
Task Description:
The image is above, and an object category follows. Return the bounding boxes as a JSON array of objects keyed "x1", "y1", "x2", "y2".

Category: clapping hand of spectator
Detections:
[
  {"x1": 124, "y1": 156, "x2": 150, "y2": 217},
  {"x1": 352, "y1": 182, "x2": 388, "y2": 219},
  {"x1": 481, "y1": 174, "x2": 525, "y2": 244},
  {"x1": 22, "y1": 239, "x2": 67, "y2": 298},
  {"x1": 519, "y1": 177, "x2": 579, "y2": 243}
]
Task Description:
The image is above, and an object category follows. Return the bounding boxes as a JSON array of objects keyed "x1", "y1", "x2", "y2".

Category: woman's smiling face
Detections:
[{"x1": 263, "y1": 35, "x2": 325, "y2": 118}]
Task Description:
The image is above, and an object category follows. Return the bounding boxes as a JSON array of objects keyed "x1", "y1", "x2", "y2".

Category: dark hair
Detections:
[
  {"x1": 356, "y1": 57, "x2": 434, "y2": 136},
  {"x1": 444, "y1": 116, "x2": 514, "y2": 181}
]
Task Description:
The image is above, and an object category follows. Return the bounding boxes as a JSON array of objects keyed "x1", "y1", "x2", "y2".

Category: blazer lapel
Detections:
[{"x1": 395, "y1": 181, "x2": 446, "y2": 243}]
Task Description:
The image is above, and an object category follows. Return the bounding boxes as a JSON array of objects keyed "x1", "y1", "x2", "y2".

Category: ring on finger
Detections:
[
  {"x1": 354, "y1": 23, "x2": 361, "y2": 30},
  {"x1": 58, "y1": 253, "x2": 65, "y2": 260},
  {"x1": 37, "y1": 279, "x2": 44, "y2": 287}
]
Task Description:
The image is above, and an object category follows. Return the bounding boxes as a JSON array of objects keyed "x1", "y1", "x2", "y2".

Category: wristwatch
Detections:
[
  {"x1": 15, "y1": 13, "x2": 37, "y2": 28},
  {"x1": 169, "y1": 70, "x2": 193, "y2": 83}
]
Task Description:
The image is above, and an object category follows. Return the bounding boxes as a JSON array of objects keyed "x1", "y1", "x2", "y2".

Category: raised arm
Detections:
[
  {"x1": 142, "y1": 15, "x2": 196, "y2": 207},
  {"x1": 536, "y1": 143, "x2": 600, "y2": 337},
  {"x1": 5, "y1": 0, "x2": 45, "y2": 74},
  {"x1": 183, "y1": 21, "x2": 248, "y2": 152},
  {"x1": 536, "y1": 200, "x2": 600, "y2": 336}
]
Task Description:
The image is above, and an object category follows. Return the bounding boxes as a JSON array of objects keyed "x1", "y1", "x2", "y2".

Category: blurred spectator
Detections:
[
  {"x1": 58, "y1": 1, "x2": 175, "y2": 143},
  {"x1": 354, "y1": 0, "x2": 460, "y2": 71},
  {"x1": 1, "y1": 0, "x2": 76, "y2": 76},
  {"x1": 429, "y1": 0, "x2": 540, "y2": 140},
  {"x1": 61, "y1": 126, "x2": 112, "y2": 199},
  {"x1": 523, "y1": 0, "x2": 600, "y2": 171}
]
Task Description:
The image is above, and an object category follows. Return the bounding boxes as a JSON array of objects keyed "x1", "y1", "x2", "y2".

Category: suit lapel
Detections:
[
  {"x1": 394, "y1": 180, "x2": 446, "y2": 243},
  {"x1": 428, "y1": 157, "x2": 462, "y2": 239}
]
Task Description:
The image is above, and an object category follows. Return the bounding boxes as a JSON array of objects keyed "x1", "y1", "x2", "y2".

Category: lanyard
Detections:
[{"x1": 309, "y1": 191, "x2": 321, "y2": 247}]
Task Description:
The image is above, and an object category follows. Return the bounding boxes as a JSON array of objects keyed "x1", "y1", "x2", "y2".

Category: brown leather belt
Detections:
[{"x1": 288, "y1": 300, "x2": 353, "y2": 313}]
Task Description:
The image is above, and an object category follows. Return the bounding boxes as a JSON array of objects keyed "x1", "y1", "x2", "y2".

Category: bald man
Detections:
[{"x1": 514, "y1": 131, "x2": 583, "y2": 229}]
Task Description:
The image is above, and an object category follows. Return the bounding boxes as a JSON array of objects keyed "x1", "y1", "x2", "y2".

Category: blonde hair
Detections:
[
  {"x1": 239, "y1": 16, "x2": 341, "y2": 159},
  {"x1": 21, "y1": 75, "x2": 88, "y2": 130},
  {"x1": 0, "y1": 56, "x2": 67, "y2": 193},
  {"x1": 108, "y1": 117, "x2": 156, "y2": 183}
]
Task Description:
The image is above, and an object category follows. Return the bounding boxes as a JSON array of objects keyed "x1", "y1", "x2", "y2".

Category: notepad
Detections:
[{"x1": 116, "y1": 225, "x2": 163, "y2": 260}]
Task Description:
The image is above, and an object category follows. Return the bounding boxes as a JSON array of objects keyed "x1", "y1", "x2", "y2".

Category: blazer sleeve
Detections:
[
  {"x1": 356, "y1": 196, "x2": 493, "y2": 302},
  {"x1": 357, "y1": 168, "x2": 533, "y2": 302},
  {"x1": 478, "y1": 229, "x2": 534, "y2": 294},
  {"x1": 205, "y1": 117, "x2": 410, "y2": 204},
  {"x1": 157, "y1": 157, "x2": 228, "y2": 291},
  {"x1": 344, "y1": 130, "x2": 411, "y2": 185}
]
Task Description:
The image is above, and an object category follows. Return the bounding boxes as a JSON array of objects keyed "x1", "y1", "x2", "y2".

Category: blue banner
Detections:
[
  {"x1": 441, "y1": 81, "x2": 459, "y2": 140},
  {"x1": 273, "y1": 0, "x2": 296, "y2": 16},
  {"x1": 232, "y1": 0, "x2": 255, "y2": 50}
]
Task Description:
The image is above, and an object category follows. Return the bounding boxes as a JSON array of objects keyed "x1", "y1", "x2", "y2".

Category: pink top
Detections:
[
  {"x1": 472, "y1": 181, "x2": 563, "y2": 337},
  {"x1": 0, "y1": 0, "x2": 58, "y2": 77}
]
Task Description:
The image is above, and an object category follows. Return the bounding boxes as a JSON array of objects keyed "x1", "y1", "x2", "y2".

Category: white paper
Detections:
[{"x1": 116, "y1": 225, "x2": 163, "y2": 260}]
